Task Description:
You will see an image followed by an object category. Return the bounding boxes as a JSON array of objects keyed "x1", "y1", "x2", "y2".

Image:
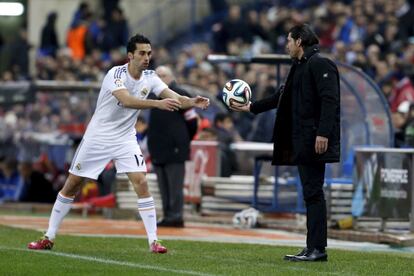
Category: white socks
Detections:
[
  {"x1": 137, "y1": 197, "x2": 158, "y2": 245},
  {"x1": 45, "y1": 194, "x2": 158, "y2": 245},
  {"x1": 45, "y1": 193, "x2": 74, "y2": 240}
]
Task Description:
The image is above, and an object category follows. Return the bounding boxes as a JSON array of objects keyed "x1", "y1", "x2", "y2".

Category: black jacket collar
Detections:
[{"x1": 294, "y1": 45, "x2": 320, "y2": 64}]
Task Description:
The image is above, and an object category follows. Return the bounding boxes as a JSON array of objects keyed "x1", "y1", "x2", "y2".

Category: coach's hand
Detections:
[
  {"x1": 315, "y1": 136, "x2": 328, "y2": 154},
  {"x1": 230, "y1": 101, "x2": 251, "y2": 112},
  {"x1": 158, "y1": 98, "x2": 182, "y2": 111}
]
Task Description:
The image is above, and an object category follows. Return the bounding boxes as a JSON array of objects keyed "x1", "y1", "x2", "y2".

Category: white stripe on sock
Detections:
[
  {"x1": 45, "y1": 193, "x2": 73, "y2": 240},
  {"x1": 137, "y1": 197, "x2": 157, "y2": 244}
]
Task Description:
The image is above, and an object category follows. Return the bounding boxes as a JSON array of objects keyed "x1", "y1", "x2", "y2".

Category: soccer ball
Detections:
[{"x1": 222, "y1": 79, "x2": 252, "y2": 107}]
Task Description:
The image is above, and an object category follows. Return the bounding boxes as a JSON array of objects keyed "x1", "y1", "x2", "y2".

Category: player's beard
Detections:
[{"x1": 140, "y1": 62, "x2": 149, "y2": 70}]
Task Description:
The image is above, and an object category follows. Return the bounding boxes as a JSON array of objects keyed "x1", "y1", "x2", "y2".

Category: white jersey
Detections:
[{"x1": 83, "y1": 64, "x2": 168, "y2": 143}]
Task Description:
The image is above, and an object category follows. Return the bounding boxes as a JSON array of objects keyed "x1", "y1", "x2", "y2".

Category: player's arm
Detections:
[
  {"x1": 159, "y1": 88, "x2": 210, "y2": 110},
  {"x1": 112, "y1": 89, "x2": 181, "y2": 111}
]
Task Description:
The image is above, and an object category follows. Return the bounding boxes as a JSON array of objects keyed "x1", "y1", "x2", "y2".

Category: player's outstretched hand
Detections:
[
  {"x1": 192, "y1": 96, "x2": 210, "y2": 110},
  {"x1": 230, "y1": 101, "x2": 251, "y2": 112},
  {"x1": 158, "y1": 98, "x2": 182, "y2": 111}
]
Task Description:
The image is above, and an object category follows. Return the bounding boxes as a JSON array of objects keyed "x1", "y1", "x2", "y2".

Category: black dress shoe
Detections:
[
  {"x1": 283, "y1": 248, "x2": 309, "y2": 261},
  {"x1": 157, "y1": 219, "x2": 184, "y2": 228},
  {"x1": 292, "y1": 248, "x2": 327, "y2": 262}
]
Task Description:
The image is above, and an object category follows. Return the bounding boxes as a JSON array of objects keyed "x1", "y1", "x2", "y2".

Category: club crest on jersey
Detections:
[
  {"x1": 141, "y1": 88, "x2": 149, "y2": 96},
  {"x1": 114, "y1": 78, "x2": 123, "y2": 87},
  {"x1": 76, "y1": 163, "x2": 81, "y2": 170}
]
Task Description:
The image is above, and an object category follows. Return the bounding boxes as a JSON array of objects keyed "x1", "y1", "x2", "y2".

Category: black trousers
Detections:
[
  {"x1": 298, "y1": 162, "x2": 327, "y2": 250},
  {"x1": 153, "y1": 163, "x2": 185, "y2": 222}
]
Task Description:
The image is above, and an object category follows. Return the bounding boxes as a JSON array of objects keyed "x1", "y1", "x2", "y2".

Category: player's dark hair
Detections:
[
  {"x1": 127, "y1": 34, "x2": 151, "y2": 53},
  {"x1": 288, "y1": 24, "x2": 319, "y2": 48}
]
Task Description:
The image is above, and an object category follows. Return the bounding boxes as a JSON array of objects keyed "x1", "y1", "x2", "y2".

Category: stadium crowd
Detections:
[{"x1": 2, "y1": 0, "x2": 414, "y2": 202}]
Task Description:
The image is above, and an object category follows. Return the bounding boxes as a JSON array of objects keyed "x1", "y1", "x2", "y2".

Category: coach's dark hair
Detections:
[
  {"x1": 288, "y1": 24, "x2": 319, "y2": 48},
  {"x1": 127, "y1": 34, "x2": 151, "y2": 53}
]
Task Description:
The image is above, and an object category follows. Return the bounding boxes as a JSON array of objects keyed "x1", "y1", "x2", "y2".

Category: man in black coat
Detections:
[
  {"x1": 19, "y1": 161, "x2": 57, "y2": 203},
  {"x1": 147, "y1": 66, "x2": 198, "y2": 227},
  {"x1": 231, "y1": 24, "x2": 340, "y2": 262}
]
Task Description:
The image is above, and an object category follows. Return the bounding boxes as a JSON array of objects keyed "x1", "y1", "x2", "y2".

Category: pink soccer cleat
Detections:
[
  {"x1": 150, "y1": 240, "x2": 167, "y2": 254},
  {"x1": 28, "y1": 237, "x2": 54, "y2": 250}
]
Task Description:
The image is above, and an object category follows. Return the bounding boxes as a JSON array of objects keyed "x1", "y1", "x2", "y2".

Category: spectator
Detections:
[
  {"x1": 246, "y1": 9, "x2": 268, "y2": 43},
  {"x1": 404, "y1": 103, "x2": 414, "y2": 147},
  {"x1": 70, "y1": 2, "x2": 91, "y2": 28},
  {"x1": 394, "y1": 100, "x2": 412, "y2": 147},
  {"x1": 87, "y1": 16, "x2": 106, "y2": 52},
  {"x1": 9, "y1": 28, "x2": 30, "y2": 79},
  {"x1": 102, "y1": 0, "x2": 120, "y2": 20},
  {"x1": 316, "y1": 16, "x2": 337, "y2": 50},
  {"x1": 0, "y1": 158, "x2": 24, "y2": 202},
  {"x1": 40, "y1": 12, "x2": 59, "y2": 57},
  {"x1": 19, "y1": 161, "x2": 57, "y2": 203},
  {"x1": 67, "y1": 17, "x2": 89, "y2": 60},
  {"x1": 97, "y1": 161, "x2": 116, "y2": 196},
  {"x1": 148, "y1": 66, "x2": 198, "y2": 227},
  {"x1": 101, "y1": 7, "x2": 129, "y2": 52},
  {"x1": 213, "y1": 113, "x2": 240, "y2": 176},
  {"x1": 397, "y1": 0, "x2": 414, "y2": 41},
  {"x1": 209, "y1": 0, "x2": 228, "y2": 14},
  {"x1": 212, "y1": 4, "x2": 249, "y2": 52},
  {"x1": 197, "y1": 127, "x2": 218, "y2": 141},
  {"x1": 389, "y1": 64, "x2": 414, "y2": 113}
]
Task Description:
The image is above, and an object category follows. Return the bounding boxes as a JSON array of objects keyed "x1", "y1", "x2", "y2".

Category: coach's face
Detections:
[
  {"x1": 286, "y1": 33, "x2": 301, "y2": 58},
  {"x1": 129, "y1": 43, "x2": 152, "y2": 71}
]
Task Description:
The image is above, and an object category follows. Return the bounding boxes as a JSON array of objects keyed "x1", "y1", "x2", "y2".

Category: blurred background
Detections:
[{"x1": 1, "y1": 0, "x2": 414, "y2": 229}]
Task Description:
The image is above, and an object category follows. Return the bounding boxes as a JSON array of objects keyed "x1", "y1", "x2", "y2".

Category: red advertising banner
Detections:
[{"x1": 184, "y1": 141, "x2": 220, "y2": 204}]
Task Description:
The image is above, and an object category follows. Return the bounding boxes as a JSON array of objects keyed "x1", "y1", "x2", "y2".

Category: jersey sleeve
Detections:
[
  {"x1": 148, "y1": 72, "x2": 168, "y2": 96},
  {"x1": 105, "y1": 66, "x2": 127, "y2": 93}
]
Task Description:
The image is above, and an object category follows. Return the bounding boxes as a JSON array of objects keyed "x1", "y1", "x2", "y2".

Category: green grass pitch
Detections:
[{"x1": 1, "y1": 225, "x2": 413, "y2": 275}]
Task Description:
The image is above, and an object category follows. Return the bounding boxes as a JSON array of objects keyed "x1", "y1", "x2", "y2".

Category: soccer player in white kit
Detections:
[{"x1": 28, "y1": 34, "x2": 210, "y2": 253}]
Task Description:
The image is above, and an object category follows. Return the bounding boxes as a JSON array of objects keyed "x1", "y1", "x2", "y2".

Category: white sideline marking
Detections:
[{"x1": 0, "y1": 246, "x2": 217, "y2": 276}]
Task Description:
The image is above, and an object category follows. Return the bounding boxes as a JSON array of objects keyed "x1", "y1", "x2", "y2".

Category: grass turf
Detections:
[{"x1": 0, "y1": 225, "x2": 413, "y2": 275}]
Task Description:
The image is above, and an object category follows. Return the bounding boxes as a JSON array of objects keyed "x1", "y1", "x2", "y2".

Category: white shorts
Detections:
[{"x1": 68, "y1": 139, "x2": 147, "y2": 180}]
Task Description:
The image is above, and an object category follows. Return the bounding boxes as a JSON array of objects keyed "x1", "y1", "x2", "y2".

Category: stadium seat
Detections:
[{"x1": 72, "y1": 193, "x2": 116, "y2": 218}]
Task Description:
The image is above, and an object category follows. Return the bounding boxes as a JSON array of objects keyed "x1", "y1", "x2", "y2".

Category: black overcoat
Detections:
[
  {"x1": 147, "y1": 82, "x2": 196, "y2": 165},
  {"x1": 250, "y1": 46, "x2": 340, "y2": 165}
]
